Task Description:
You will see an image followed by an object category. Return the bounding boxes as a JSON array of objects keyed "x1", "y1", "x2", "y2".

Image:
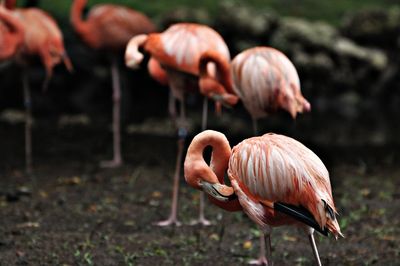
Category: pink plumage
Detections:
[
  {"x1": 231, "y1": 47, "x2": 310, "y2": 119},
  {"x1": 229, "y1": 133, "x2": 341, "y2": 236},
  {"x1": 184, "y1": 130, "x2": 342, "y2": 265}
]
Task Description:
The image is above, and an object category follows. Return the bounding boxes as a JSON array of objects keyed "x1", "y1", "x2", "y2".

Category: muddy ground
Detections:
[{"x1": 0, "y1": 115, "x2": 399, "y2": 266}]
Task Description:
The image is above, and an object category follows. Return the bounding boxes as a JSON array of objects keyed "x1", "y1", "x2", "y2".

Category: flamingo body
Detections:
[
  {"x1": 143, "y1": 23, "x2": 230, "y2": 77},
  {"x1": 126, "y1": 23, "x2": 237, "y2": 104},
  {"x1": 231, "y1": 47, "x2": 310, "y2": 119},
  {"x1": 71, "y1": 0, "x2": 155, "y2": 51},
  {"x1": 12, "y1": 8, "x2": 72, "y2": 78},
  {"x1": 228, "y1": 133, "x2": 341, "y2": 234}
]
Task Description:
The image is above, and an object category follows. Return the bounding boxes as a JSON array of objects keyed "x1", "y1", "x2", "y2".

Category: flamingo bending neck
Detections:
[{"x1": 184, "y1": 130, "x2": 242, "y2": 212}]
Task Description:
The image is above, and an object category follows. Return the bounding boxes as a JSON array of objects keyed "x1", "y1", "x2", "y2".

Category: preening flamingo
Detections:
[
  {"x1": 184, "y1": 130, "x2": 343, "y2": 265},
  {"x1": 231, "y1": 47, "x2": 311, "y2": 133},
  {"x1": 125, "y1": 23, "x2": 238, "y2": 226},
  {"x1": 4, "y1": 0, "x2": 72, "y2": 174},
  {"x1": 0, "y1": 5, "x2": 24, "y2": 61},
  {"x1": 71, "y1": 0, "x2": 156, "y2": 168}
]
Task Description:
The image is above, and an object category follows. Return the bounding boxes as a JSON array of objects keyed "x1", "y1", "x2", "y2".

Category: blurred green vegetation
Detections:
[{"x1": 29, "y1": 0, "x2": 399, "y2": 24}]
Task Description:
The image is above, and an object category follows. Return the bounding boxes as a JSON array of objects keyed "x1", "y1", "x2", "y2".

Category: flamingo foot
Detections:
[
  {"x1": 189, "y1": 217, "x2": 212, "y2": 226},
  {"x1": 248, "y1": 257, "x2": 270, "y2": 265},
  {"x1": 100, "y1": 158, "x2": 123, "y2": 168},
  {"x1": 154, "y1": 217, "x2": 181, "y2": 227}
]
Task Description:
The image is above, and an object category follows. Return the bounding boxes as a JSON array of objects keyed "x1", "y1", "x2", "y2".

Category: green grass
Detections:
[{"x1": 24, "y1": 0, "x2": 400, "y2": 25}]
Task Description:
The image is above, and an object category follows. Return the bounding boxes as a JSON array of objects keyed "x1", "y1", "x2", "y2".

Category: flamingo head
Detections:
[
  {"x1": 125, "y1": 34, "x2": 148, "y2": 69},
  {"x1": 278, "y1": 84, "x2": 311, "y2": 119},
  {"x1": 184, "y1": 130, "x2": 235, "y2": 202},
  {"x1": 199, "y1": 77, "x2": 239, "y2": 115}
]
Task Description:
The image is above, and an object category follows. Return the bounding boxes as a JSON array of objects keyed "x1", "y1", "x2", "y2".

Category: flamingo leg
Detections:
[
  {"x1": 252, "y1": 117, "x2": 258, "y2": 136},
  {"x1": 249, "y1": 228, "x2": 272, "y2": 265},
  {"x1": 155, "y1": 98, "x2": 185, "y2": 226},
  {"x1": 308, "y1": 228, "x2": 322, "y2": 266},
  {"x1": 100, "y1": 58, "x2": 123, "y2": 168},
  {"x1": 168, "y1": 91, "x2": 177, "y2": 124},
  {"x1": 201, "y1": 96, "x2": 208, "y2": 131},
  {"x1": 191, "y1": 97, "x2": 211, "y2": 226},
  {"x1": 23, "y1": 70, "x2": 33, "y2": 175}
]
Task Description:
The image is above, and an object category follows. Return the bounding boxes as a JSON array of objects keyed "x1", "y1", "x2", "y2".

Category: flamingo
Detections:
[
  {"x1": 231, "y1": 47, "x2": 311, "y2": 133},
  {"x1": 125, "y1": 23, "x2": 238, "y2": 226},
  {"x1": 0, "y1": 5, "x2": 24, "y2": 61},
  {"x1": 70, "y1": 0, "x2": 156, "y2": 168},
  {"x1": 4, "y1": 0, "x2": 72, "y2": 174},
  {"x1": 184, "y1": 130, "x2": 343, "y2": 265}
]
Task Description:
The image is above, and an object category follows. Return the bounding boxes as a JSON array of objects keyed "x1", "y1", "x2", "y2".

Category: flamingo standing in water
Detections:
[
  {"x1": 231, "y1": 47, "x2": 311, "y2": 133},
  {"x1": 125, "y1": 23, "x2": 238, "y2": 226},
  {"x1": 0, "y1": 5, "x2": 24, "y2": 61},
  {"x1": 184, "y1": 130, "x2": 343, "y2": 265},
  {"x1": 4, "y1": 0, "x2": 72, "y2": 174},
  {"x1": 71, "y1": 0, "x2": 156, "y2": 168}
]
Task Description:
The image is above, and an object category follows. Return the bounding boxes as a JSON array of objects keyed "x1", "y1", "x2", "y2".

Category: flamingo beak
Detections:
[
  {"x1": 62, "y1": 52, "x2": 74, "y2": 73},
  {"x1": 200, "y1": 181, "x2": 236, "y2": 202},
  {"x1": 125, "y1": 51, "x2": 144, "y2": 69},
  {"x1": 211, "y1": 94, "x2": 232, "y2": 109}
]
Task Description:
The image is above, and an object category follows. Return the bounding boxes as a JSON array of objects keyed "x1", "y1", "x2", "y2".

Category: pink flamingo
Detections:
[
  {"x1": 231, "y1": 46, "x2": 311, "y2": 133},
  {"x1": 71, "y1": 0, "x2": 156, "y2": 167},
  {"x1": 185, "y1": 130, "x2": 343, "y2": 265},
  {"x1": 4, "y1": 0, "x2": 72, "y2": 174},
  {"x1": 125, "y1": 23, "x2": 238, "y2": 226}
]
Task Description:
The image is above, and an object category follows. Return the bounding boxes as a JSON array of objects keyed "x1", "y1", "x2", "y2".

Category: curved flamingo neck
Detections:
[
  {"x1": 148, "y1": 57, "x2": 168, "y2": 86},
  {"x1": 71, "y1": 0, "x2": 89, "y2": 37},
  {"x1": 184, "y1": 131, "x2": 242, "y2": 211},
  {"x1": 199, "y1": 51, "x2": 234, "y2": 94},
  {"x1": 185, "y1": 130, "x2": 231, "y2": 183}
]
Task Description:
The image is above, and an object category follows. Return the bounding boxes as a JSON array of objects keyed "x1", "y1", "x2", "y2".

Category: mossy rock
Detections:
[{"x1": 341, "y1": 6, "x2": 400, "y2": 47}]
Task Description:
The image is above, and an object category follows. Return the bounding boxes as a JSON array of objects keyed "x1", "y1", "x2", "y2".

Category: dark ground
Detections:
[{"x1": 0, "y1": 112, "x2": 399, "y2": 266}]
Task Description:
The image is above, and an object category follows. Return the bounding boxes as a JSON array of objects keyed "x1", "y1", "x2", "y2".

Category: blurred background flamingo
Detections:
[
  {"x1": 70, "y1": 0, "x2": 156, "y2": 168},
  {"x1": 4, "y1": 0, "x2": 72, "y2": 174},
  {"x1": 125, "y1": 23, "x2": 238, "y2": 226},
  {"x1": 184, "y1": 130, "x2": 343, "y2": 265},
  {"x1": 231, "y1": 46, "x2": 311, "y2": 134}
]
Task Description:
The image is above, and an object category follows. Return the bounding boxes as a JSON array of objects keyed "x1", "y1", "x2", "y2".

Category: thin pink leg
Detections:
[
  {"x1": 155, "y1": 137, "x2": 184, "y2": 226},
  {"x1": 23, "y1": 70, "x2": 33, "y2": 175},
  {"x1": 155, "y1": 99, "x2": 186, "y2": 226},
  {"x1": 249, "y1": 228, "x2": 272, "y2": 265},
  {"x1": 168, "y1": 91, "x2": 177, "y2": 123},
  {"x1": 307, "y1": 228, "x2": 322, "y2": 266},
  {"x1": 191, "y1": 97, "x2": 211, "y2": 226},
  {"x1": 100, "y1": 59, "x2": 123, "y2": 168}
]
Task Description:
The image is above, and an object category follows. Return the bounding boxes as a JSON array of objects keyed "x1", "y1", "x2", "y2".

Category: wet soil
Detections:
[{"x1": 0, "y1": 117, "x2": 399, "y2": 266}]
